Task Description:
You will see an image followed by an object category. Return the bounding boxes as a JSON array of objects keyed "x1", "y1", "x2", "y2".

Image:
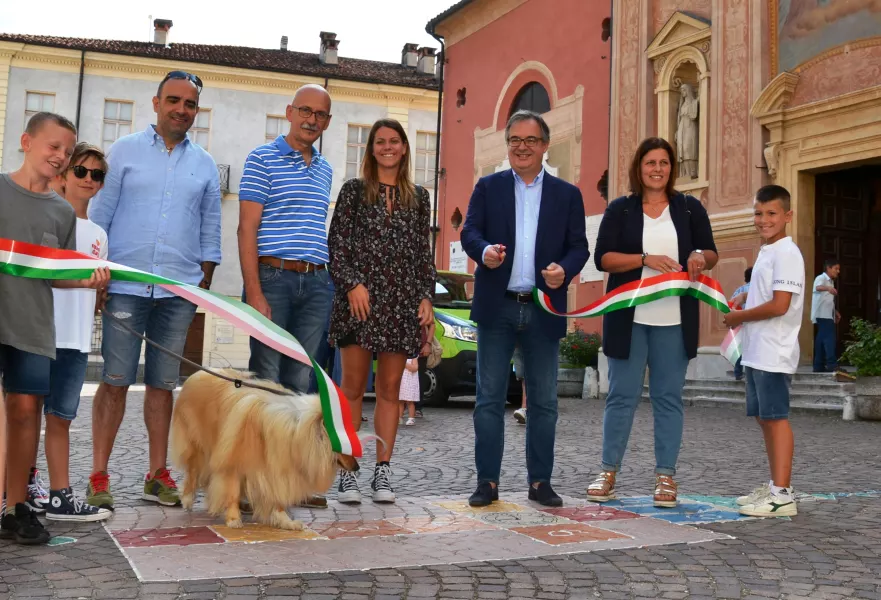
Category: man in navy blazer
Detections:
[{"x1": 461, "y1": 110, "x2": 589, "y2": 507}]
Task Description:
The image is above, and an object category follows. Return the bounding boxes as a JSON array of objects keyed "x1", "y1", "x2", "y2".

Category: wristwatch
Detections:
[
  {"x1": 691, "y1": 249, "x2": 704, "y2": 256},
  {"x1": 641, "y1": 252, "x2": 648, "y2": 266}
]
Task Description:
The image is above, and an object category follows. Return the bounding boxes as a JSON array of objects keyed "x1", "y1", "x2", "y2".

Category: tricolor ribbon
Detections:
[
  {"x1": 533, "y1": 272, "x2": 743, "y2": 365},
  {"x1": 0, "y1": 238, "x2": 362, "y2": 457}
]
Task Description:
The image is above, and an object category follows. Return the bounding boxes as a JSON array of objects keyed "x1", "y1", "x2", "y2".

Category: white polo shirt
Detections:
[{"x1": 741, "y1": 236, "x2": 805, "y2": 374}]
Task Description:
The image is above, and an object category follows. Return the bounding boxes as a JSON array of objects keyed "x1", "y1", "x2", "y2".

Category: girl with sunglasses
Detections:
[{"x1": 35, "y1": 142, "x2": 112, "y2": 522}]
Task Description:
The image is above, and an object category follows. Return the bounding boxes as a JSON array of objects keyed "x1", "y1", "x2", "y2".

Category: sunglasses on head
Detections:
[
  {"x1": 70, "y1": 165, "x2": 105, "y2": 183},
  {"x1": 161, "y1": 70, "x2": 203, "y2": 94}
]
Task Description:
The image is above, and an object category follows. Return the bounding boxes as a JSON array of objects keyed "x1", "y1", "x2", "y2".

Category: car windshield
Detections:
[{"x1": 434, "y1": 272, "x2": 473, "y2": 308}]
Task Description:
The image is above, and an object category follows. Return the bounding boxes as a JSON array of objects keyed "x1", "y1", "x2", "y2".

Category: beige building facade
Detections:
[{"x1": 0, "y1": 28, "x2": 438, "y2": 375}]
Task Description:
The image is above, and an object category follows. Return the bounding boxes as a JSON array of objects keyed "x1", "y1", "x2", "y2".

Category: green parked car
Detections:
[{"x1": 420, "y1": 271, "x2": 521, "y2": 406}]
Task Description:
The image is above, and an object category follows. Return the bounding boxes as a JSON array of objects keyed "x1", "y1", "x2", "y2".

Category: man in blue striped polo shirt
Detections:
[{"x1": 238, "y1": 84, "x2": 334, "y2": 397}]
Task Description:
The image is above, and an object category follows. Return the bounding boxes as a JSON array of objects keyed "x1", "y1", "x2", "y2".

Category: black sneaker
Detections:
[
  {"x1": 337, "y1": 470, "x2": 362, "y2": 505},
  {"x1": 0, "y1": 511, "x2": 16, "y2": 540},
  {"x1": 11, "y1": 503, "x2": 50, "y2": 545},
  {"x1": 528, "y1": 482, "x2": 563, "y2": 507},
  {"x1": 468, "y1": 482, "x2": 499, "y2": 507},
  {"x1": 46, "y1": 488, "x2": 112, "y2": 522},
  {"x1": 371, "y1": 463, "x2": 395, "y2": 503}
]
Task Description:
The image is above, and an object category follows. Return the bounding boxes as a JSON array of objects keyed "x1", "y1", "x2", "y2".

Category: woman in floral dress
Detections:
[{"x1": 328, "y1": 118, "x2": 436, "y2": 505}]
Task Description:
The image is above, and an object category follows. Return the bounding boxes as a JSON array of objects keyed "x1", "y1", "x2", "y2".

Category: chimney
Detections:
[
  {"x1": 153, "y1": 18, "x2": 173, "y2": 46},
  {"x1": 401, "y1": 43, "x2": 419, "y2": 68},
  {"x1": 319, "y1": 31, "x2": 339, "y2": 65},
  {"x1": 417, "y1": 47, "x2": 437, "y2": 75},
  {"x1": 280, "y1": 35, "x2": 288, "y2": 51}
]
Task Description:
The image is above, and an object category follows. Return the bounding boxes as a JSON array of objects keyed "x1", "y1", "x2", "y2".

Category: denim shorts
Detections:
[
  {"x1": 745, "y1": 366, "x2": 792, "y2": 420},
  {"x1": 45, "y1": 349, "x2": 89, "y2": 420},
  {"x1": 101, "y1": 294, "x2": 197, "y2": 390},
  {"x1": 0, "y1": 343, "x2": 50, "y2": 395}
]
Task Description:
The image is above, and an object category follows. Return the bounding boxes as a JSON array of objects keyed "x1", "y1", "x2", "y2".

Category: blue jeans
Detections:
[
  {"x1": 602, "y1": 324, "x2": 689, "y2": 476},
  {"x1": 745, "y1": 367, "x2": 792, "y2": 420},
  {"x1": 245, "y1": 264, "x2": 333, "y2": 393},
  {"x1": 813, "y1": 318, "x2": 837, "y2": 372},
  {"x1": 474, "y1": 298, "x2": 560, "y2": 486},
  {"x1": 102, "y1": 294, "x2": 197, "y2": 390},
  {"x1": 45, "y1": 349, "x2": 89, "y2": 420},
  {"x1": 0, "y1": 344, "x2": 50, "y2": 395}
]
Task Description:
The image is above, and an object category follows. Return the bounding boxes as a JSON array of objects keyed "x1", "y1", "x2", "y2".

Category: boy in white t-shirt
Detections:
[
  {"x1": 722, "y1": 185, "x2": 804, "y2": 518},
  {"x1": 42, "y1": 143, "x2": 112, "y2": 522}
]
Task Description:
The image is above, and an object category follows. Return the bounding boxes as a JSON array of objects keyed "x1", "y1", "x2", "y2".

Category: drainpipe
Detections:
[
  {"x1": 74, "y1": 49, "x2": 85, "y2": 129},
  {"x1": 606, "y1": 0, "x2": 613, "y2": 201},
  {"x1": 428, "y1": 31, "x2": 445, "y2": 267},
  {"x1": 319, "y1": 76, "x2": 329, "y2": 153}
]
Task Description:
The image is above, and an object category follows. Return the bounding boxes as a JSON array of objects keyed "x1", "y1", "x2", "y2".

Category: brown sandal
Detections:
[
  {"x1": 653, "y1": 475, "x2": 678, "y2": 508},
  {"x1": 586, "y1": 471, "x2": 617, "y2": 503}
]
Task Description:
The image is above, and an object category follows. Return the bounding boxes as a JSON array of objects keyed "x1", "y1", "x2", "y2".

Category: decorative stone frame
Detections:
[
  {"x1": 752, "y1": 70, "x2": 881, "y2": 356},
  {"x1": 646, "y1": 12, "x2": 711, "y2": 195}
]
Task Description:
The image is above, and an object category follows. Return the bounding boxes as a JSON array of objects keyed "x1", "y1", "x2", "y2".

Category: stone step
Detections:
[
  {"x1": 667, "y1": 395, "x2": 844, "y2": 416},
  {"x1": 683, "y1": 378, "x2": 854, "y2": 395}
]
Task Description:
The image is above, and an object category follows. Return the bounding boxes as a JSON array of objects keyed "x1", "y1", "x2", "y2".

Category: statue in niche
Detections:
[{"x1": 675, "y1": 83, "x2": 699, "y2": 179}]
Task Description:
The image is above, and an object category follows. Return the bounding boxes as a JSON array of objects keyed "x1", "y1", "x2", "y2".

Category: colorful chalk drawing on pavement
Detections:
[{"x1": 104, "y1": 490, "x2": 880, "y2": 582}]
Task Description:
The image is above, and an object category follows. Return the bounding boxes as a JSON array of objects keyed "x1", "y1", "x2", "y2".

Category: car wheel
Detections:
[{"x1": 419, "y1": 363, "x2": 450, "y2": 407}]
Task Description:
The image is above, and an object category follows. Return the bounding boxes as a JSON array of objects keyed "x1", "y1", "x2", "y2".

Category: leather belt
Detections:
[
  {"x1": 505, "y1": 290, "x2": 533, "y2": 304},
  {"x1": 258, "y1": 256, "x2": 327, "y2": 273}
]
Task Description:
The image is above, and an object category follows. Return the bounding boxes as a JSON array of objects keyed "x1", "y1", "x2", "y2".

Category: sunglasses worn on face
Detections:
[
  {"x1": 71, "y1": 165, "x2": 105, "y2": 183},
  {"x1": 162, "y1": 70, "x2": 203, "y2": 94}
]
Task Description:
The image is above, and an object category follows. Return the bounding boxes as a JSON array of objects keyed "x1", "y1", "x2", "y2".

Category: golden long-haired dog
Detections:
[{"x1": 170, "y1": 369, "x2": 361, "y2": 531}]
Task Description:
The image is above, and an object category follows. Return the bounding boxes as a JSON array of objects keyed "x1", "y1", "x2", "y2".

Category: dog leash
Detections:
[{"x1": 99, "y1": 309, "x2": 298, "y2": 397}]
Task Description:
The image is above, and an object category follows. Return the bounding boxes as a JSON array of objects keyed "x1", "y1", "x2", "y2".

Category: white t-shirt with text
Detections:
[
  {"x1": 741, "y1": 236, "x2": 805, "y2": 374},
  {"x1": 634, "y1": 207, "x2": 681, "y2": 326},
  {"x1": 53, "y1": 218, "x2": 109, "y2": 353}
]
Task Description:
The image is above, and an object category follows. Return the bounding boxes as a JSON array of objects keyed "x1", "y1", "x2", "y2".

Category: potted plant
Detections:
[
  {"x1": 840, "y1": 318, "x2": 881, "y2": 421},
  {"x1": 558, "y1": 326, "x2": 601, "y2": 397}
]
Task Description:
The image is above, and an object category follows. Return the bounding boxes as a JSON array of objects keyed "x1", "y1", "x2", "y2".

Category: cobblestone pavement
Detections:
[{"x1": 1, "y1": 387, "x2": 879, "y2": 599}]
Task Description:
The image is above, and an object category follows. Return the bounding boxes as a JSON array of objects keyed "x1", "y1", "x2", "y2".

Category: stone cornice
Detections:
[
  {"x1": 5, "y1": 43, "x2": 438, "y2": 108},
  {"x1": 710, "y1": 208, "x2": 755, "y2": 241}
]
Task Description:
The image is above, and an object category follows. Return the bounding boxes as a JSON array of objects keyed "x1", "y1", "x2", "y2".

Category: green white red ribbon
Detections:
[
  {"x1": 0, "y1": 238, "x2": 362, "y2": 457},
  {"x1": 533, "y1": 272, "x2": 743, "y2": 365}
]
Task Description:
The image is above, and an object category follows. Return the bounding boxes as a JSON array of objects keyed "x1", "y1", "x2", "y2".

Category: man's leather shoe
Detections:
[
  {"x1": 468, "y1": 482, "x2": 499, "y2": 507},
  {"x1": 528, "y1": 482, "x2": 563, "y2": 507}
]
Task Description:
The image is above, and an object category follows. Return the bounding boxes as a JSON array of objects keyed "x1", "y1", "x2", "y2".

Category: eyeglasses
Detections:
[
  {"x1": 70, "y1": 165, "x2": 105, "y2": 183},
  {"x1": 161, "y1": 71, "x2": 203, "y2": 94},
  {"x1": 507, "y1": 136, "x2": 542, "y2": 148},
  {"x1": 291, "y1": 105, "x2": 331, "y2": 123}
]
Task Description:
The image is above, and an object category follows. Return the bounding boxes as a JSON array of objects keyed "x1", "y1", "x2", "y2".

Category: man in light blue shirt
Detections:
[{"x1": 86, "y1": 71, "x2": 222, "y2": 510}]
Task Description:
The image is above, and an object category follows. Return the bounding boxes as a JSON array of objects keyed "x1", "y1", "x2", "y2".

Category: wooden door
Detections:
[
  {"x1": 815, "y1": 169, "x2": 873, "y2": 349},
  {"x1": 180, "y1": 312, "x2": 205, "y2": 378}
]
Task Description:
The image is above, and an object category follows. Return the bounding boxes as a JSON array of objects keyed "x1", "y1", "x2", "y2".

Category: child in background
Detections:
[
  {"x1": 40, "y1": 142, "x2": 112, "y2": 522},
  {"x1": 399, "y1": 357, "x2": 419, "y2": 426},
  {"x1": 512, "y1": 345, "x2": 527, "y2": 424}
]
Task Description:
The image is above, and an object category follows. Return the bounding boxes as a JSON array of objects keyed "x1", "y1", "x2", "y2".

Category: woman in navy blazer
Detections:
[{"x1": 587, "y1": 137, "x2": 718, "y2": 508}]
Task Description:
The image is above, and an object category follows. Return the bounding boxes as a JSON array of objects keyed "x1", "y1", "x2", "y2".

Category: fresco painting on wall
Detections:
[{"x1": 777, "y1": 0, "x2": 881, "y2": 72}]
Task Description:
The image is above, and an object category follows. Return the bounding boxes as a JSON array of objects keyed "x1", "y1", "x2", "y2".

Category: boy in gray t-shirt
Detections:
[{"x1": 0, "y1": 112, "x2": 109, "y2": 546}]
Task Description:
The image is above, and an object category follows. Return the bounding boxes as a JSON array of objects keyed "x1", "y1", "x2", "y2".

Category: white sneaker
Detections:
[
  {"x1": 738, "y1": 492, "x2": 797, "y2": 518},
  {"x1": 371, "y1": 463, "x2": 395, "y2": 503},
  {"x1": 513, "y1": 408, "x2": 527, "y2": 424},
  {"x1": 405, "y1": 417, "x2": 416, "y2": 426},
  {"x1": 736, "y1": 483, "x2": 770, "y2": 506},
  {"x1": 337, "y1": 470, "x2": 361, "y2": 505}
]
